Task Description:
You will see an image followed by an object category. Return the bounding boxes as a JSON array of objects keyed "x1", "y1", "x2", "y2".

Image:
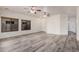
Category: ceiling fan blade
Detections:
[{"x1": 36, "y1": 9, "x2": 41, "y2": 11}]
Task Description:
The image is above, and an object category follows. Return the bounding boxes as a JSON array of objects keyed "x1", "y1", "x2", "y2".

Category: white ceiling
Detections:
[
  {"x1": 0, "y1": 6, "x2": 77, "y2": 16},
  {"x1": 47, "y1": 6, "x2": 77, "y2": 16}
]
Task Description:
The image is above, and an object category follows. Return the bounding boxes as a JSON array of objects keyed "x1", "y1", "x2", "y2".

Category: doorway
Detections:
[{"x1": 63, "y1": 16, "x2": 79, "y2": 52}]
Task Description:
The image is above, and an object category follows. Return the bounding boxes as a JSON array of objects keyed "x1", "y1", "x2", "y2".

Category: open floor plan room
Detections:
[{"x1": 0, "y1": 6, "x2": 79, "y2": 52}]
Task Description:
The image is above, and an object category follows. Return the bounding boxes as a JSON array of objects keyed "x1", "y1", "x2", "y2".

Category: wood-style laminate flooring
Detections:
[{"x1": 0, "y1": 31, "x2": 79, "y2": 52}]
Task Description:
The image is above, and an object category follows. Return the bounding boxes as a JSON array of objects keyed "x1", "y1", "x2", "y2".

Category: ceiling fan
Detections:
[
  {"x1": 30, "y1": 6, "x2": 41, "y2": 14},
  {"x1": 30, "y1": 6, "x2": 50, "y2": 17}
]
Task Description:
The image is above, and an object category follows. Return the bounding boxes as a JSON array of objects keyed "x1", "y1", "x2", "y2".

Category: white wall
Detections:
[
  {"x1": 68, "y1": 16, "x2": 76, "y2": 33},
  {"x1": 77, "y1": 7, "x2": 79, "y2": 40},
  {"x1": 40, "y1": 18, "x2": 47, "y2": 31},
  {"x1": 46, "y1": 14, "x2": 61, "y2": 34},
  {"x1": 0, "y1": 10, "x2": 42, "y2": 39},
  {"x1": 41, "y1": 14, "x2": 68, "y2": 35},
  {"x1": 60, "y1": 14, "x2": 68, "y2": 35}
]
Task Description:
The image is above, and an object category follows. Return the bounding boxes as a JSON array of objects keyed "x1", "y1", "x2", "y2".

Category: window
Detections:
[
  {"x1": 1, "y1": 17, "x2": 19, "y2": 32},
  {"x1": 21, "y1": 20, "x2": 31, "y2": 30}
]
